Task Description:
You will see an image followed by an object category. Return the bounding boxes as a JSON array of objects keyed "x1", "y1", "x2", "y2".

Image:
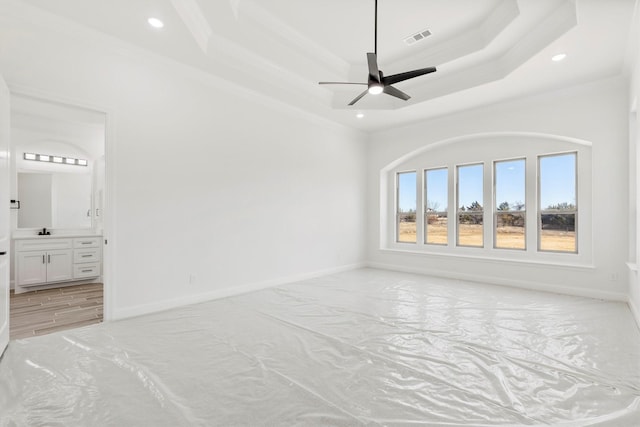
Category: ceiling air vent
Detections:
[{"x1": 404, "y1": 29, "x2": 432, "y2": 46}]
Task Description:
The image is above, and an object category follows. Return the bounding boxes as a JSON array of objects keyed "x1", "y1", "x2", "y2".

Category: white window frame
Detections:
[
  {"x1": 456, "y1": 162, "x2": 484, "y2": 248},
  {"x1": 382, "y1": 134, "x2": 591, "y2": 267},
  {"x1": 537, "y1": 151, "x2": 578, "y2": 254},
  {"x1": 396, "y1": 170, "x2": 417, "y2": 244},
  {"x1": 424, "y1": 167, "x2": 448, "y2": 246},
  {"x1": 493, "y1": 158, "x2": 527, "y2": 251}
]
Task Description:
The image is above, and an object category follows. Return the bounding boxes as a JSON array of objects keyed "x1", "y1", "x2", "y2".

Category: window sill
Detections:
[{"x1": 379, "y1": 247, "x2": 595, "y2": 270}]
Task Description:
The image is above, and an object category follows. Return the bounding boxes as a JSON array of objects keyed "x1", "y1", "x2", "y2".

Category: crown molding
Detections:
[
  {"x1": 0, "y1": 0, "x2": 363, "y2": 136},
  {"x1": 170, "y1": 0, "x2": 212, "y2": 54},
  {"x1": 237, "y1": 0, "x2": 351, "y2": 80}
]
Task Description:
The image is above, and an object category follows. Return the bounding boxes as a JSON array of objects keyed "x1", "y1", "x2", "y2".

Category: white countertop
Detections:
[{"x1": 12, "y1": 233, "x2": 102, "y2": 240}]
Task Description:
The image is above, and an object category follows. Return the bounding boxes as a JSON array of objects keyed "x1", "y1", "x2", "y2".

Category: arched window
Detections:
[{"x1": 381, "y1": 134, "x2": 591, "y2": 265}]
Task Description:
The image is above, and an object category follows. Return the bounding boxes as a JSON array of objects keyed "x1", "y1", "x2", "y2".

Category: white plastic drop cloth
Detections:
[{"x1": 1, "y1": 268, "x2": 639, "y2": 426}]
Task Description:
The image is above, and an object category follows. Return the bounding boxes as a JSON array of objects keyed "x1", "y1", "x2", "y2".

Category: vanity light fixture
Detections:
[{"x1": 24, "y1": 152, "x2": 88, "y2": 167}]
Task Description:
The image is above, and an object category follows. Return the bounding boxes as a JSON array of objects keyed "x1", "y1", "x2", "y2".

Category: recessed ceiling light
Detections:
[
  {"x1": 552, "y1": 53, "x2": 567, "y2": 62},
  {"x1": 148, "y1": 17, "x2": 164, "y2": 29},
  {"x1": 356, "y1": 113, "x2": 364, "y2": 119}
]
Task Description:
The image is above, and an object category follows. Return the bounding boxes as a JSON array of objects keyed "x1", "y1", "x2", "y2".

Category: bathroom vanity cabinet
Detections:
[{"x1": 13, "y1": 235, "x2": 102, "y2": 294}]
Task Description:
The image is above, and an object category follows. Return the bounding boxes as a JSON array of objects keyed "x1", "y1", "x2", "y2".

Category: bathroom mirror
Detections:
[{"x1": 17, "y1": 172, "x2": 92, "y2": 229}]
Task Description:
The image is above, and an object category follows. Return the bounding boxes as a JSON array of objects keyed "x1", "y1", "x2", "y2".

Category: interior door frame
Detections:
[
  {"x1": 0, "y1": 75, "x2": 10, "y2": 356},
  {"x1": 8, "y1": 84, "x2": 115, "y2": 321}
]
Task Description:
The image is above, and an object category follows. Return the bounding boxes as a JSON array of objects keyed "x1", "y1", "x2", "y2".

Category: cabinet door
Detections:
[
  {"x1": 17, "y1": 251, "x2": 47, "y2": 286},
  {"x1": 46, "y1": 249, "x2": 73, "y2": 283}
]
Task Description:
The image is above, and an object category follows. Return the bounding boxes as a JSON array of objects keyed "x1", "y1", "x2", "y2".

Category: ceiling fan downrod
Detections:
[{"x1": 318, "y1": 0, "x2": 437, "y2": 106}]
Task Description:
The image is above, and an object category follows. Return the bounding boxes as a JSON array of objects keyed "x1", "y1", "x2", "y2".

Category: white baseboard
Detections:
[
  {"x1": 366, "y1": 261, "x2": 628, "y2": 302},
  {"x1": 112, "y1": 260, "x2": 632, "y2": 321},
  {"x1": 112, "y1": 262, "x2": 366, "y2": 320},
  {"x1": 629, "y1": 298, "x2": 640, "y2": 331}
]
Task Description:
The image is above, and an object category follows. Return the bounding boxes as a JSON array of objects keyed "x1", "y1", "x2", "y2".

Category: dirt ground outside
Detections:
[{"x1": 398, "y1": 220, "x2": 575, "y2": 252}]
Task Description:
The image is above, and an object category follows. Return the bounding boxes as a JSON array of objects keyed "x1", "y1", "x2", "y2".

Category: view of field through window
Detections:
[
  {"x1": 457, "y1": 164, "x2": 484, "y2": 247},
  {"x1": 495, "y1": 159, "x2": 526, "y2": 250},
  {"x1": 397, "y1": 171, "x2": 417, "y2": 243},
  {"x1": 425, "y1": 168, "x2": 448, "y2": 245},
  {"x1": 539, "y1": 153, "x2": 577, "y2": 252},
  {"x1": 395, "y1": 152, "x2": 577, "y2": 253}
]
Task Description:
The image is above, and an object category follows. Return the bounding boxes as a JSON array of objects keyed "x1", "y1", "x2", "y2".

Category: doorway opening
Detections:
[{"x1": 8, "y1": 93, "x2": 107, "y2": 339}]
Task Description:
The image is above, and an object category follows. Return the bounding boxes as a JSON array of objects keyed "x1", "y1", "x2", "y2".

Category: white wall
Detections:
[
  {"x1": 367, "y1": 77, "x2": 630, "y2": 300},
  {"x1": 0, "y1": 4, "x2": 367, "y2": 318}
]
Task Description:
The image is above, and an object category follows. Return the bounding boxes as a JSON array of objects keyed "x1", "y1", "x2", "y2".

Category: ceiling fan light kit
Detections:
[
  {"x1": 319, "y1": 0, "x2": 437, "y2": 106},
  {"x1": 368, "y1": 83, "x2": 384, "y2": 95}
]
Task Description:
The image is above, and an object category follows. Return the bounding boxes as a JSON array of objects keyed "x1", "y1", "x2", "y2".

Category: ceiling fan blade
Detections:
[
  {"x1": 348, "y1": 89, "x2": 369, "y2": 106},
  {"x1": 318, "y1": 82, "x2": 367, "y2": 85},
  {"x1": 367, "y1": 53, "x2": 381, "y2": 83},
  {"x1": 382, "y1": 67, "x2": 437, "y2": 86},
  {"x1": 383, "y1": 85, "x2": 411, "y2": 101}
]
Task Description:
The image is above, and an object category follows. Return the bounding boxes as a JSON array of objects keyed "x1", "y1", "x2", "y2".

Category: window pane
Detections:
[
  {"x1": 426, "y1": 212, "x2": 447, "y2": 245},
  {"x1": 495, "y1": 212, "x2": 525, "y2": 249},
  {"x1": 495, "y1": 160, "x2": 525, "y2": 211},
  {"x1": 539, "y1": 153, "x2": 577, "y2": 252},
  {"x1": 458, "y1": 213, "x2": 483, "y2": 247},
  {"x1": 397, "y1": 172, "x2": 416, "y2": 243},
  {"x1": 540, "y1": 153, "x2": 576, "y2": 210},
  {"x1": 457, "y1": 164, "x2": 483, "y2": 247},
  {"x1": 540, "y1": 214, "x2": 576, "y2": 252},
  {"x1": 425, "y1": 168, "x2": 448, "y2": 245},
  {"x1": 495, "y1": 159, "x2": 525, "y2": 250}
]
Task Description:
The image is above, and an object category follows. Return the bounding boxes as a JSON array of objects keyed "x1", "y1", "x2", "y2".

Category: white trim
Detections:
[
  {"x1": 367, "y1": 261, "x2": 627, "y2": 302},
  {"x1": 378, "y1": 248, "x2": 594, "y2": 270},
  {"x1": 629, "y1": 297, "x2": 640, "y2": 331},
  {"x1": 381, "y1": 132, "x2": 593, "y2": 173},
  {"x1": 112, "y1": 262, "x2": 366, "y2": 320}
]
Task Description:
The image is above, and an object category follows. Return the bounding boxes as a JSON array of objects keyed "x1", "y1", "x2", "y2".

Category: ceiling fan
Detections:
[{"x1": 319, "y1": 0, "x2": 437, "y2": 106}]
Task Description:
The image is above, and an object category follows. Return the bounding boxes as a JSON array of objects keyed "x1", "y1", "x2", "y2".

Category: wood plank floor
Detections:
[{"x1": 9, "y1": 283, "x2": 103, "y2": 340}]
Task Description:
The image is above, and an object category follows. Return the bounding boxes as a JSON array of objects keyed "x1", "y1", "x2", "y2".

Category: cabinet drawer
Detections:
[
  {"x1": 73, "y1": 263, "x2": 100, "y2": 279},
  {"x1": 74, "y1": 249, "x2": 100, "y2": 263},
  {"x1": 16, "y1": 238, "x2": 72, "y2": 252},
  {"x1": 73, "y1": 237, "x2": 100, "y2": 248}
]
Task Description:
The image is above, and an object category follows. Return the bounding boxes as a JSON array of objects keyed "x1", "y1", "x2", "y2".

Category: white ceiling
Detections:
[{"x1": 16, "y1": 0, "x2": 639, "y2": 132}]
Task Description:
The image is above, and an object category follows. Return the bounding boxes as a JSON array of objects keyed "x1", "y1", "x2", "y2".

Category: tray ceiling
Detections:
[{"x1": 8, "y1": 0, "x2": 639, "y2": 131}]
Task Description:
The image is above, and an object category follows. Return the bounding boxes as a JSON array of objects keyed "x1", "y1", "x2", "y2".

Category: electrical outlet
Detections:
[
  {"x1": 189, "y1": 274, "x2": 197, "y2": 285},
  {"x1": 609, "y1": 273, "x2": 619, "y2": 281}
]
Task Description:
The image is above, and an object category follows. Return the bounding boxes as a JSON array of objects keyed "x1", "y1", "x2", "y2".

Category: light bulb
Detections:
[{"x1": 368, "y1": 84, "x2": 384, "y2": 95}]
